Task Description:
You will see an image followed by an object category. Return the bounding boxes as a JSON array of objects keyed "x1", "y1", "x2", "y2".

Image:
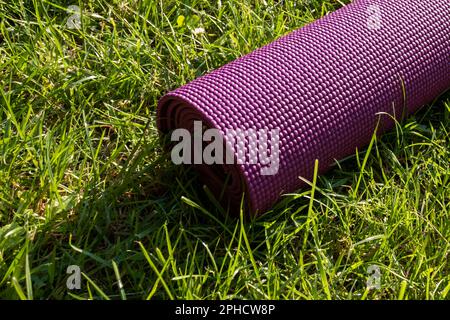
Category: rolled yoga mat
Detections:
[{"x1": 157, "y1": 0, "x2": 450, "y2": 215}]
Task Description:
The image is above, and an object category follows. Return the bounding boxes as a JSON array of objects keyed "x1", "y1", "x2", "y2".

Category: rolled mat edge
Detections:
[{"x1": 157, "y1": 0, "x2": 450, "y2": 215}]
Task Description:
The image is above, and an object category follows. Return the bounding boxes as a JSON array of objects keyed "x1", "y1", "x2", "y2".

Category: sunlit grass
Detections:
[{"x1": 0, "y1": 0, "x2": 448, "y2": 300}]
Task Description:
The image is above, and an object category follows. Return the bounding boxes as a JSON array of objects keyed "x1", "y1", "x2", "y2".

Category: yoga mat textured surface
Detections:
[{"x1": 157, "y1": 0, "x2": 450, "y2": 214}]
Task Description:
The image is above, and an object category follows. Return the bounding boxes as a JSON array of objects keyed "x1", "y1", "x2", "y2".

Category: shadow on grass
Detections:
[{"x1": 62, "y1": 91, "x2": 448, "y2": 299}]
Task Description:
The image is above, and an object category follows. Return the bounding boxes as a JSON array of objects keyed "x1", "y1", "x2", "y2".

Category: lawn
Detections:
[{"x1": 0, "y1": 0, "x2": 449, "y2": 300}]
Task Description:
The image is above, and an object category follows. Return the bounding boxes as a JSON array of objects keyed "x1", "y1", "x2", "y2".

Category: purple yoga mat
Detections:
[{"x1": 157, "y1": 0, "x2": 450, "y2": 215}]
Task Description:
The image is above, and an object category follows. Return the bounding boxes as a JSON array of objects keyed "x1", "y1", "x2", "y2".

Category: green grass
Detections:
[{"x1": 0, "y1": 0, "x2": 449, "y2": 300}]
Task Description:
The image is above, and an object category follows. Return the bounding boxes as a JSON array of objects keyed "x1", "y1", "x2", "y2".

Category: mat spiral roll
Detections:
[{"x1": 157, "y1": 0, "x2": 450, "y2": 215}]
